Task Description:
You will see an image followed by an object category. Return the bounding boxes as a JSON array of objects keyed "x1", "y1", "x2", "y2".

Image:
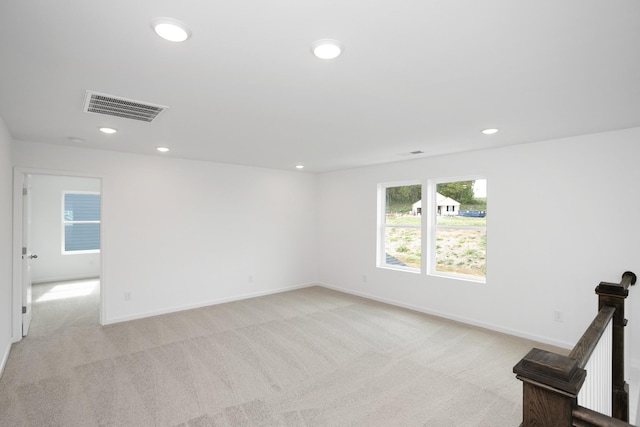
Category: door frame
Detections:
[{"x1": 12, "y1": 167, "x2": 105, "y2": 341}]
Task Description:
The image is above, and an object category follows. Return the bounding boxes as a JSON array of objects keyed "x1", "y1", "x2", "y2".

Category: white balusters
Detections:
[{"x1": 578, "y1": 318, "x2": 613, "y2": 416}]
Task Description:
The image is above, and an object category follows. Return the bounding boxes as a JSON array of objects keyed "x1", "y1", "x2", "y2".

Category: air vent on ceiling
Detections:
[{"x1": 83, "y1": 91, "x2": 168, "y2": 122}]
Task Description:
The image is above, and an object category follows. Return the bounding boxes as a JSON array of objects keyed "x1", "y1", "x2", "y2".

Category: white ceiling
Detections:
[{"x1": 1, "y1": 1, "x2": 639, "y2": 173}]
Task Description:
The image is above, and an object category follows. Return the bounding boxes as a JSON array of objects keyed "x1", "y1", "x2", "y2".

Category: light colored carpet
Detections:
[{"x1": 0, "y1": 280, "x2": 560, "y2": 426}]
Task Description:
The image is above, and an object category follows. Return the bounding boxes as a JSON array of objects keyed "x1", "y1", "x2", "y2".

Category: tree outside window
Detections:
[
  {"x1": 432, "y1": 179, "x2": 486, "y2": 280},
  {"x1": 377, "y1": 178, "x2": 487, "y2": 283},
  {"x1": 380, "y1": 184, "x2": 422, "y2": 271}
]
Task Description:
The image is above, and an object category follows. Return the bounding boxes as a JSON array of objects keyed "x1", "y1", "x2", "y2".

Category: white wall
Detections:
[
  {"x1": 633, "y1": 363, "x2": 640, "y2": 424},
  {"x1": 0, "y1": 117, "x2": 13, "y2": 373},
  {"x1": 30, "y1": 174, "x2": 101, "y2": 283},
  {"x1": 12, "y1": 141, "x2": 318, "y2": 324},
  {"x1": 10, "y1": 128, "x2": 640, "y2": 415},
  {"x1": 318, "y1": 127, "x2": 640, "y2": 369}
]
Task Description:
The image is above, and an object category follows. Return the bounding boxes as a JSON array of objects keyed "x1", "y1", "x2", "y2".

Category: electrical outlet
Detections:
[
  {"x1": 553, "y1": 310, "x2": 563, "y2": 323},
  {"x1": 248, "y1": 275, "x2": 254, "y2": 283},
  {"x1": 362, "y1": 275, "x2": 367, "y2": 283},
  {"x1": 124, "y1": 291, "x2": 131, "y2": 301}
]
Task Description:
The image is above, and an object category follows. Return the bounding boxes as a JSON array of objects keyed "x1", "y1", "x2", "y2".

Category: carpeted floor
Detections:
[{"x1": 0, "y1": 280, "x2": 560, "y2": 426}]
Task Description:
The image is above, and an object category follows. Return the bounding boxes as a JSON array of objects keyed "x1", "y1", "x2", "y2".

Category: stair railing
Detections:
[{"x1": 513, "y1": 271, "x2": 636, "y2": 426}]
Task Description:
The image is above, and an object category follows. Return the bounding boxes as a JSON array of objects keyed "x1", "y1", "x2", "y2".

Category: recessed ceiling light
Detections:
[
  {"x1": 311, "y1": 39, "x2": 343, "y2": 59},
  {"x1": 99, "y1": 127, "x2": 117, "y2": 134},
  {"x1": 296, "y1": 165, "x2": 304, "y2": 169},
  {"x1": 151, "y1": 18, "x2": 191, "y2": 42},
  {"x1": 157, "y1": 147, "x2": 170, "y2": 153},
  {"x1": 482, "y1": 128, "x2": 499, "y2": 135}
]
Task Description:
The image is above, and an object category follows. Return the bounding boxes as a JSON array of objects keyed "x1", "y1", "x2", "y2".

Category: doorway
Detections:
[
  {"x1": 29, "y1": 278, "x2": 100, "y2": 337},
  {"x1": 12, "y1": 169, "x2": 103, "y2": 341}
]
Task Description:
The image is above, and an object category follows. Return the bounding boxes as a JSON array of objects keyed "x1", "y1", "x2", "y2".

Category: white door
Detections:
[{"x1": 21, "y1": 174, "x2": 36, "y2": 336}]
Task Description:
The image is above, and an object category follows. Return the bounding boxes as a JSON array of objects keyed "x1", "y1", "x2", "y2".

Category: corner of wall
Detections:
[
  {"x1": 0, "y1": 343, "x2": 10, "y2": 379},
  {"x1": 0, "y1": 114, "x2": 14, "y2": 379}
]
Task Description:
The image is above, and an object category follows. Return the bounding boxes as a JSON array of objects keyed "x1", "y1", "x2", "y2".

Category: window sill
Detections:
[
  {"x1": 377, "y1": 264, "x2": 421, "y2": 274},
  {"x1": 62, "y1": 250, "x2": 100, "y2": 255},
  {"x1": 428, "y1": 271, "x2": 486, "y2": 284}
]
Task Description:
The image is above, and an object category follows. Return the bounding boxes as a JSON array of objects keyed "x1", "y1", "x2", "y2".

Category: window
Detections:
[
  {"x1": 377, "y1": 178, "x2": 487, "y2": 282},
  {"x1": 378, "y1": 183, "x2": 422, "y2": 271},
  {"x1": 431, "y1": 179, "x2": 486, "y2": 281},
  {"x1": 63, "y1": 192, "x2": 101, "y2": 254}
]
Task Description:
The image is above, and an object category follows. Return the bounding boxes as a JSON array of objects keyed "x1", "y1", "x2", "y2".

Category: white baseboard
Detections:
[
  {"x1": 317, "y1": 282, "x2": 574, "y2": 350},
  {"x1": 0, "y1": 341, "x2": 11, "y2": 380},
  {"x1": 103, "y1": 282, "x2": 316, "y2": 325}
]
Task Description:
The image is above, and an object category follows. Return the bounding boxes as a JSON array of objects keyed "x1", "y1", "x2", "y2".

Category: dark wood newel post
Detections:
[
  {"x1": 595, "y1": 271, "x2": 637, "y2": 422},
  {"x1": 513, "y1": 348, "x2": 585, "y2": 426}
]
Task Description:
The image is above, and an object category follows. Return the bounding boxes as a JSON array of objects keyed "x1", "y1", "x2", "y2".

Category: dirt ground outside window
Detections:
[{"x1": 385, "y1": 215, "x2": 486, "y2": 277}]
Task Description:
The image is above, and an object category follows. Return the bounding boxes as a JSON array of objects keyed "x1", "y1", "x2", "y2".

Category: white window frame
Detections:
[
  {"x1": 427, "y1": 176, "x2": 486, "y2": 283},
  {"x1": 62, "y1": 191, "x2": 101, "y2": 255},
  {"x1": 376, "y1": 177, "x2": 487, "y2": 283},
  {"x1": 377, "y1": 181, "x2": 422, "y2": 273}
]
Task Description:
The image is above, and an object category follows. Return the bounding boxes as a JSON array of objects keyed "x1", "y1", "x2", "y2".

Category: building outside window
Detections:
[
  {"x1": 63, "y1": 192, "x2": 101, "y2": 254},
  {"x1": 378, "y1": 183, "x2": 422, "y2": 272},
  {"x1": 431, "y1": 179, "x2": 486, "y2": 281},
  {"x1": 378, "y1": 178, "x2": 486, "y2": 282}
]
